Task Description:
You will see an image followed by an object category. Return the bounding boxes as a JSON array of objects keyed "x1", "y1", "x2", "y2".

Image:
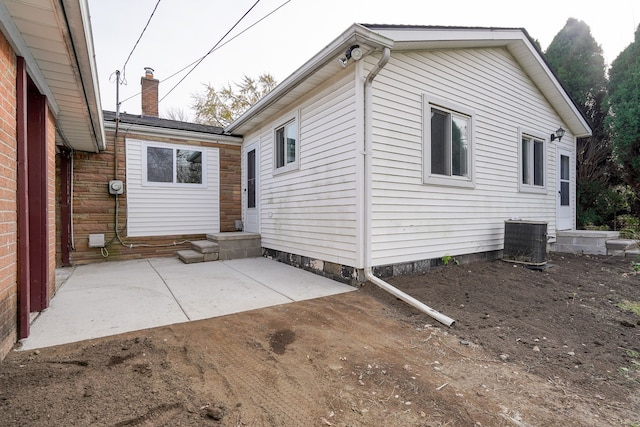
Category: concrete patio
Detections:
[{"x1": 18, "y1": 257, "x2": 355, "y2": 351}]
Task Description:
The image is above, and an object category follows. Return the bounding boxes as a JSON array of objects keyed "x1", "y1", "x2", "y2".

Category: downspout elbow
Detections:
[
  {"x1": 365, "y1": 268, "x2": 455, "y2": 327},
  {"x1": 366, "y1": 47, "x2": 390, "y2": 86}
]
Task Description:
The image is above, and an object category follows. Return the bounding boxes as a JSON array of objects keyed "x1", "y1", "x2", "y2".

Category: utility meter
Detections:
[{"x1": 109, "y1": 180, "x2": 124, "y2": 195}]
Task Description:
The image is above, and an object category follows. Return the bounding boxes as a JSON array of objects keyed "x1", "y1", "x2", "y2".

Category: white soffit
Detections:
[{"x1": 2, "y1": 0, "x2": 105, "y2": 152}]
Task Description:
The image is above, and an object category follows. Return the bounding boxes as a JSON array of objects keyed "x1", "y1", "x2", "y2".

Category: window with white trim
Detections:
[
  {"x1": 423, "y1": 96, "x2": 474, "y2": 187},
  {"x1": 520, "y1": 134, "x2": 545, "y2": 189},
  {"x1": 144, "y1": 143, "x2": 204, "y2": 185},
  {"x1": 273, "y1": 113, "x2": 299, "y2": 174}
]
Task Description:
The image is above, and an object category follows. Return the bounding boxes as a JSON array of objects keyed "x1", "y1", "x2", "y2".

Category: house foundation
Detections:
[{"x1": 263, "y1": 248, "x2": 503, "y2": 285}]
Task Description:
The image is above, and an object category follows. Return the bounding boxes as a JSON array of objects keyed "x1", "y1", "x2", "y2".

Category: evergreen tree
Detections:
[
  {"x1": 545, "y1": 18, "x2": 614, "y2": 226},
  {"x1": 608, "y1": 25, "x2": 640, "y2": 215}
]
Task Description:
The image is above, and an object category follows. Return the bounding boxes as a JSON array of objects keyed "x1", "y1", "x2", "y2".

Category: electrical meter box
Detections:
[{"x1": 108, "y1": 180, "x2": 124, "y2": 195}]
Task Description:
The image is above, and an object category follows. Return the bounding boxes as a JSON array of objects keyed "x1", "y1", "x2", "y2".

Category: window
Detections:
[
  {"x1": 274, "y1": 115, "x2": 299, "y2": 173},
  {"x1": 521, "y1": 135, "x2": 545, "y2": 188},
  {"x1": 145, "y1": 143, "x2": 204, "y2": 185},
  {"x1": 247, "y1": 149, "x2": 256, "y2": 208},
  {"x1": 424, "y1": 96, "x2": 473, "y2": 187}
]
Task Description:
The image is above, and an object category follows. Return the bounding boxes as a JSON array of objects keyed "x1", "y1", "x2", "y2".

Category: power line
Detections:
[
  {"x1": 118, "y1": 0, "x2": 291, "y2": 107},
  {"x1": 121, "y1": 0, "x2": 162, "y2": 83},
  {"x1": 158, "y1": 0, "x2": 261, "y2": 103}
]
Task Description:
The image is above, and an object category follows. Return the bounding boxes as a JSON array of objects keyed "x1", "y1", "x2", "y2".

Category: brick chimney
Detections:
[{"x1": 140, "y1": 67, "x2": 158, "y2": 117}]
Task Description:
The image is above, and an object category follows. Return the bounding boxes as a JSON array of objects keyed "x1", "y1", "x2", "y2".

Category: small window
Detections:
[
  {"x1": 274, "y1": 115, "x2": 299, "y2": 173},
  {"x1": 145, "y1": 143, "x2": 204, "y2": 185},
  {"x1": 521, "y1": 136, "x2": 545, "y2": 188},
  {"x1": 423, "y1": 96, "x2": 473, "y2": 187}
]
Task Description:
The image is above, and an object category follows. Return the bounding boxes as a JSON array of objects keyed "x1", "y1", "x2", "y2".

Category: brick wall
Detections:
[
  {"x1": 64, "y1": 128, "x2": 241, "y2": 265},
  {"x1": 0, "y1": 32, "x2": 17, "y2": 359}
]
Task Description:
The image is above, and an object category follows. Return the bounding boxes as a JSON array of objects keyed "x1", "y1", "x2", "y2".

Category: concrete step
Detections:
[
  {"x1": 177, "y1": 250, "x2": 204, "y2": 264},
  {"x1": 206, "y1": 232, "x2": 261, "y2": 260},
  {"x1": 191, "y1": 240, "x2": 219, "y2": 254},
  {"x1": 555, "y1": 230, "x2": 619, "y2": 255},
  {"x1": 606, "y1": 239, "x2": 639, "y2": 256}
]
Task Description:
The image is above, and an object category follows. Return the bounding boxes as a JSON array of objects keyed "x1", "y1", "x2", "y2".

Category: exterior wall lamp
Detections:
[{"x1": 550, "y1": 127, "x2": 565, "y2": 142}]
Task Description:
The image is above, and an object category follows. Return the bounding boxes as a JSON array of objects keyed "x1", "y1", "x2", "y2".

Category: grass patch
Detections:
[{"x1": 618, "y1": 300, "x2": 640, "y2": 316}]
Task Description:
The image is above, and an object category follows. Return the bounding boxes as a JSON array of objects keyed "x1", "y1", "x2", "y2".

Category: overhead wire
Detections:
[
  {"x1": 158, "y1": 0, "x2": 261, "y2": 103},
  {"x1": 117, "y1": 0, "x2": 291, "y2": 106},
  {"x1": 120, "y1": 0, "x2": 162, "y2": 84}
]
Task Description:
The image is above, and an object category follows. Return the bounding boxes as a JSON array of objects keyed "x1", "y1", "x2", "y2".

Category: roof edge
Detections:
[{"x1": 225, "y1": 23, "x2": 394, "y2": 133}]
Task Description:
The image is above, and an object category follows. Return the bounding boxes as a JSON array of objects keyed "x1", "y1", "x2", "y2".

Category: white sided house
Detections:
[{"x1": 226, "y1": 24, "x2": 591, "y2": 283}]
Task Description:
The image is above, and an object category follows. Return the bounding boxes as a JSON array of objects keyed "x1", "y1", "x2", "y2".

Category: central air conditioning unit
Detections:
[{"x1": 503, "y1": 220, "x2": 547, "y2": 265}]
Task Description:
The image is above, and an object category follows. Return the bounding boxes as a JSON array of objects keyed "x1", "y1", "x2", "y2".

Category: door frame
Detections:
[
  {"x1": 244, "y1": 140, "x2": 259, "y2": 233},
  {"x1": 556, "y1": 148, "x2": 573, "y2": 231}
]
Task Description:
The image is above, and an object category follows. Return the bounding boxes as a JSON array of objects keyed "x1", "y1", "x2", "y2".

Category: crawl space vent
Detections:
[{"x1": 503, "y1": 220, "x2": 547, "y2": 265}]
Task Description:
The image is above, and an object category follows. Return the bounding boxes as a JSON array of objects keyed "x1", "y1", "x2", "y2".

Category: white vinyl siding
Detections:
[
  {"x1": 244, "y1": 73, "x2": 359, "y2": 266},
  {"x1": 368, "y1": 48, "x2": 574, "y2": 266},
  {"x1": 125, "y1": 139, "x2": 220, "y2": 237}
]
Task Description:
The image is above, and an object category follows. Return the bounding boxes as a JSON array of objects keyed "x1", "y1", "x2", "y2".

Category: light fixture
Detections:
[
  {"x1": 550, "y1": 127, "x2": 565, "y2": 142},
  {"x1": 347, "y1": 45, "x2": 363, "y2": 61},
  {"x1": 338, "y1": 45, "x2": 364, "y2": 68}
]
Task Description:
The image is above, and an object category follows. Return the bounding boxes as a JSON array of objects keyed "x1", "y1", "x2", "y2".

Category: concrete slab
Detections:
[
  {"x1": 20, "y1": 260, "x2": 187, "y2": 350},
  {"x1": 223, "y1": 258, "x2": 354, "y2": 301},
  {"x1": 148, "y1": 258, "x2": 293, "y2": 320},
  {"x1": 18, "y1": 257, "x2": 355, "y2": 351}
]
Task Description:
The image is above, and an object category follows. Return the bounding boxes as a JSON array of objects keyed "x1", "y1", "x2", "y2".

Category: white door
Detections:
[
  {"x1": 244, "y1": 141, "x2": 259, "y2": 233},
  {"x1": 557, "y1": 149, "x2": 573, "y2": 230}
]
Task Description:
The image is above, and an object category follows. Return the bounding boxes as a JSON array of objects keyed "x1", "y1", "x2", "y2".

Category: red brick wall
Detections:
[
  {"x1": 64, "y1": 128, "x2": 241, "y2": 265},
  {"x1": 0, "y1": 32, "x2": 17, "y2": 360}
]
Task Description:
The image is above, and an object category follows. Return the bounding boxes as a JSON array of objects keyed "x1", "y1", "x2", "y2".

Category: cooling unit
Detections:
[{"x1": 503, "y1": 220, "x2": 547, "y2": 265}]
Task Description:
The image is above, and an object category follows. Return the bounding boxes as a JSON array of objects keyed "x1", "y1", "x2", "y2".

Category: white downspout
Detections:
[{"x1": 362, "y1": 47, "x2": 455, "y2": 327}]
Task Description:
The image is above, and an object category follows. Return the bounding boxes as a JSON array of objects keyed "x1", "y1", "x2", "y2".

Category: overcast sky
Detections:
[{"x1": 88, "y1": 0, "x2": 639, "y2": 119}]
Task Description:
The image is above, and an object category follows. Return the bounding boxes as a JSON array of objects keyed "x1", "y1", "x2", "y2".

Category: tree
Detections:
[
  {"x1": 163, "y1": 106, "x2": 192, "y2": 122},
  {"x1": 192, "y1": 73, "x2": 277, "y2": 127},
  {"x1": 608, "y1": 25, "x2": 640, "y2": 215},
  {"x1": 545, "y1": 18, "x2": 615, "y2": 226}
]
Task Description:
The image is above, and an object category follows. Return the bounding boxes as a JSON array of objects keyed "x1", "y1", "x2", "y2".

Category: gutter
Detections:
[{"x1": 361, "y1": 47, "x2": 455, "y2": 327}]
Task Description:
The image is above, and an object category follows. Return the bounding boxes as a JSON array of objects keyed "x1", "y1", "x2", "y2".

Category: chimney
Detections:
[{"x1": 140, "y1": 67, "x2": 158, "y2": 117}]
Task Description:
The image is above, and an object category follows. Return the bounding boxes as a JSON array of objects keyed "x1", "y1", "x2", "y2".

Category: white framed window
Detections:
[
  {"x1": 423, "y1": 95, "x2": 474, "y2": 188},
  {"x1": 273, "y1": 111, "x2": 299, "y2": 174},
  {"x1": 143, "y1": 142, "x2": 205, "y2": 186},
  {"x1": 519, "y1": 128, "x2": 547, "y2": 193}
]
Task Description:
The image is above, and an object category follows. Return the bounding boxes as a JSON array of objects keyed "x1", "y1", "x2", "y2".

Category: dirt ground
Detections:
[{"x1": 1, "y1": 252, "x2": 639, "y2": 426}]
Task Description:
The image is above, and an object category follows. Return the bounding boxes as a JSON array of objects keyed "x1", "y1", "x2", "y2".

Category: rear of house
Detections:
[{"x1": 227, "y1": 24, "x2": 591, "y2": 283}]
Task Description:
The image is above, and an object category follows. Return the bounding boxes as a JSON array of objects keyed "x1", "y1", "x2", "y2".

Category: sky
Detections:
[{"x1": 88, "y1": 0, "x2": 639, "y2": 119}]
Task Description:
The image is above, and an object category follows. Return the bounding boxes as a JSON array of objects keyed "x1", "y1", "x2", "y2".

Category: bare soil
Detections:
[{"x1": 1, "y1": 253, "x2": 639, "y2": 426}]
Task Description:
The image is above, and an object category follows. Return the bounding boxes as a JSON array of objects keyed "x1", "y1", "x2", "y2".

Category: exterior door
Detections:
[
  {"x1": 244, "y1": 141, "x2": 259, "y2": 233},
  {"x1": 557, "y1": 149, "x2": 573, "y2": 230}
]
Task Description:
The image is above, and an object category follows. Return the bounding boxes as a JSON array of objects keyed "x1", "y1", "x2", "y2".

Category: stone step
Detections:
[{"x1": 177, "y1": 250, "x2": 204, "y2": 264}]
